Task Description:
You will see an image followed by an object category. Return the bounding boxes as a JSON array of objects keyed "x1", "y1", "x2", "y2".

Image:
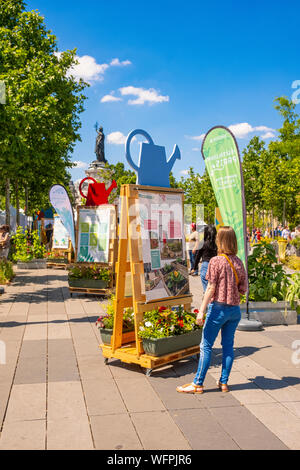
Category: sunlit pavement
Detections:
[{"x1": 0, "y1": 268, "x2": 299, "y2": 450}]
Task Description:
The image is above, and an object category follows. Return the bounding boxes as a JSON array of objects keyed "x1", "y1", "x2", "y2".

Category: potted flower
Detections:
[
  {"x1": 138, "y1": 306, "x2": 202, "y2": 356},
  {"x1": 241, "y1": 240, "x2": 299, "y2": 325},
  {"x1": 47, "y1": 251, "x2": 68, "y2": 264},
  {"x1": 68, "y1": 263, "x2": 112, "y2": 289},
  {"x1": 12, "y1": 227, "x2": 46, "y2": 269},
  {"x1": 96, "y1": 295, "x2": 135, "y2": 345}
]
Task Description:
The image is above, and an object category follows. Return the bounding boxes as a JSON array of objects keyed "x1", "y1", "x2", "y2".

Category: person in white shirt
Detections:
[
  {"x1": 188, "y1": 223, "x2": 199, "y2": 275},
  {"x1": 281, "y1": 226, "x2": 289, "y2": 240}
]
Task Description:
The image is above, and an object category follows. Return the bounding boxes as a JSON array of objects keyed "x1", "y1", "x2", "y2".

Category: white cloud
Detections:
[
  {"x1": 110, "y1": 58, "x2": 132, "y2": 67},
  {"x1": 261, "y1": 131, "x2": 276, "y2": 139},
  {"x1": 180, "y1": 169, "x2": 189, "y2": 175},
  {"x1": 56, "y1": 53, "x2": 131, "y2": 84},
  {"x1": 107, "y1": 131, "x2": 128, "y2": 145},
  {"x1": 119, "y1": 86, "x2": 169, "y2": 105},
  {"x1": 185, "y1": 134, "x2": 205, "y2": 141},
  {"x1": 101, "y1": 94, "x2": 123, "y2": 103},
  {"x1": 73, "y1": 160, "x2": 88, "y2": 169},
  {"x1": 192, "y1": 147, "x2": 201, "y2": 151},
  {"x1": 228, "y1": 122, "x2": 276, "y2": 139}
]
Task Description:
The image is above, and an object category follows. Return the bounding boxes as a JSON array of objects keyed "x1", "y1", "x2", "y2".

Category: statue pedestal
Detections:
[{"x1": 85, "y1": 161, "x2": 108, "y2": 182}]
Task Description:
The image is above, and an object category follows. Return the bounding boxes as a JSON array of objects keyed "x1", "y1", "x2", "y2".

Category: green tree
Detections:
[{"x1": 0, "y1": 0, "x2": 88, "y2": 224}]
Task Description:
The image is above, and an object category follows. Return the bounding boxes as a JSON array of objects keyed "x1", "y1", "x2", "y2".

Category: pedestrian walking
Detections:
[
  {"x1": 0, "y1": 225, "x2": 11, "y2": 259},
  {"x1": 190, "y1": 225, "x2": 217, "y2": 291},
  {"x1": 187, "y1": 223, "x2": 199, "y2": 276},
  {"x1": 176, "y1": 226, "x2": 247, "y2": 394}
]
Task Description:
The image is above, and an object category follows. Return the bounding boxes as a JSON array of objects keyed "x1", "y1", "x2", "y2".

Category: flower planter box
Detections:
[
  {"x1": 47, "y1": 258, "x2": 68, "y2": 264},
  {"x1": 142, "y1": 329, "x2": 202, "y2": 357},
  {"x1": 99, "y1": 328, "x2": 135, "y2": 345},
  {"x1": 68, "y1": 278, "x2": 109, "y2": 289},
  {"x1": 240, "y1": 301, "x2": 297, "y2": 325},
  {"x1": 17, "y1": 259, "x2": 47, "y2": 270}
]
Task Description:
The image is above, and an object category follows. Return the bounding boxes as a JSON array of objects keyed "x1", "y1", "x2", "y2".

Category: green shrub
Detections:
[
  {"x1": 11, "y1": 227, "x2": 45, "y2": 262},
  {"x1": 0, "y1": 259, "x2": 15, "y2": 284},
  {"x1": 68, "y1": 263, "x2": 111, "y2": 282}
]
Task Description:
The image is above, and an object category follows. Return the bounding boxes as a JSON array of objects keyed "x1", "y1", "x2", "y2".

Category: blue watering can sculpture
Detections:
[{"x1": 125, "y1": 129, "x2": 181, "y2": 187}]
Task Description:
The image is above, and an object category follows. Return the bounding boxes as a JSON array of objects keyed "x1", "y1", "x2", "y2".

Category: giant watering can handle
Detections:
[
  {"x1": 79, "y1": 177, "x2": 97, "y2": 199},
  {"x1": 125, "y1": 129, "x2": 154, "y2": 172}
]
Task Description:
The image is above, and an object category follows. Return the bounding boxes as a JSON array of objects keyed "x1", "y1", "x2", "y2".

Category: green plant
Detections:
[
  {"x1": 248, "y1": 241, "x2": 290, "y2": 302},
  {"x1": 138, "y1": 306, "x2": 201, "y2": 340},
  {"x1": 285, "y1": 274, "x2": 300, "y2": 314},
  {"x1": 11, "y1": 227, "x2": 45, "y2": 262},
  {"x1": 95, "y1": 295, "x2": 134, "y2": 330},
  {"x1": 283, "y1": 256, "x2": 300, "y2": 271},
  {"x1": 0, "y1": 259, "x2": 14, "y2": 284},
  {"x1": 291, "y1": 237, "x2": 300, "y2": 250},
  {"x1": 68, "y1": 264, "x2": 111, "y2": 282}
]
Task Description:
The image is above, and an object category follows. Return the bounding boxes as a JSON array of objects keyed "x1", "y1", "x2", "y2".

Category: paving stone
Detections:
[
  {"x1": 116, "y1": 377, "x2": 165, "y2": 412},
  {"x1": 48, "y1": 338, "x2": 75, "y2": 357},
  {"x1": 91, "y1": 414, "x2": 142, "y2": 450},
  {"x1": 82, "y1": 378, "x2": 127, "y2": 416},
  {"x1": 170, "y1": 408, "x2": 240, "y2": 450},
  {"x1": 0, "y1": 382, "x2": 12, "y2": 427},
  {"x1": 247, "y1": 403, "x2": 300, "y2": 450},
  {"x1": 131, "y1": 411, "x2": 191, "y2": 450},
  {"x1": 0, "y1": 419, "x2": 46, "y2": 450},
  {"x1": 77, "y1": 354, "x2": 112, "y2": 381},
  {"x1": 71, "y1": 337, "x2": 102, "y2": 357},
  {"x1": 209, "y1": 371, "x2": 276, "y2": 405},
  {"x1": 209, "y1": 405, "x2": 288, "y2": 450},
  {"x1": 4, "y1": 383, "x2": 46, "y2": 422},
  {"x1": 19, "y1": 340, "x2": 47, "y2": 359},
  {"x1": 148, "y1": 375, "x2": 206, "y2": 410},
  {"x1": 48, "y1": 354, "x2": 79, "y2": 382},
  {"x1": 47, "y1": 417, "x2": 93, "y2": 450},
  {"x1": 14, "y1": 355, "x2": 47, "y2": 385},
  {"x1": 48, "y1": 381, "x2": 88, "y2": 420}
]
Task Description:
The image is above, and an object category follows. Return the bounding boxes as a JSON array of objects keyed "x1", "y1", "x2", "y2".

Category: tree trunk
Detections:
[
  {"x1": 25, "y1": 185, "x2": 29, "y2": 229},
  {"x1": 252, "y1": 207, "x2": 255, "y2": 230},
  {"x1": 15, "y1": 180, "x2": 20, "y2": 227},
  {"x1": 282, "y1": 200, "x2": 286, "y2": 226},
  {"x1": 5, "y1": 178, "x2": 10, "y2": 227}
]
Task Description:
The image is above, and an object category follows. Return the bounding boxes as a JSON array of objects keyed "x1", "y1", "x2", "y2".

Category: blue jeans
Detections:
[
  {"x1": 188, "y1": 250, "x2": 198, "y2": 275},
  {"x1": 193, "y1": 302, "x2": 241, "y2": 385},
  {"x1": 200, "y1": 261, "x2": 209, "y2": 292}
]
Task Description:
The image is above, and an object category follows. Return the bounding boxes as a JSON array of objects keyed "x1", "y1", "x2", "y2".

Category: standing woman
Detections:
[
  {"x1": 191, "y1": 224, "x2": 217, "y2": 291},
  {"x1": 0, "y1": 225, "x2": 11, "y2": 259},
  {"x1": 177, "y1": 226, "x2": 247, "y2": 394}
]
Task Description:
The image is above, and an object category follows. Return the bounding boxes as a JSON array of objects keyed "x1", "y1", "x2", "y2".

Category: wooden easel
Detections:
[{"x1": 100, "y1": 184, "x2": 198, "y2": 376}]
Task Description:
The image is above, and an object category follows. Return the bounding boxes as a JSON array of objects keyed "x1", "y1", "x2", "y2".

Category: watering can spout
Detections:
[{"x1": 167, "y1": 144, "x2": 181, "y2": 173}]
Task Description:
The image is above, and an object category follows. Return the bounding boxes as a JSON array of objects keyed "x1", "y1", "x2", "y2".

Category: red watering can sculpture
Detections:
[{"x1": 79, "y1": 177, "x2": 117, "y2": 207}]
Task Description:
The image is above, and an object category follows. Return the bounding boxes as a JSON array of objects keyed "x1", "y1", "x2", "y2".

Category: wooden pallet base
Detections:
[
  {"x1": 69, "y1": 286, "x2": 113, "y2": 296},
  {"x1": 100, "y1": 342, "x2": 200, "y2": 371},
  {"x1": 47, "y1": 262, "x2": 68, "y2": 270}
]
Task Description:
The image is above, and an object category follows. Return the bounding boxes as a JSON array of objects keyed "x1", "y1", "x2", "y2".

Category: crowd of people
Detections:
[{"x1": 248, "y1": 225, "x2": 300, "y2": 243}]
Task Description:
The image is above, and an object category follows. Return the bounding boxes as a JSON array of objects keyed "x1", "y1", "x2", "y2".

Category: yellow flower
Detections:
[{"x1": 174, "y1": 271, "x2": 179, "y2": 277}]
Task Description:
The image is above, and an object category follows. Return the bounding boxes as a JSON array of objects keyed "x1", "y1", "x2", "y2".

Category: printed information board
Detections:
[
  {"x1": 52, "y1": 215, "x2": 69, "y2": 249},
  {"x1": 76, "y1": 205, "x2": 115, "y2": 263},
  {"x1": 137, "y1": 191, "x2": 189, "y2": 301}
]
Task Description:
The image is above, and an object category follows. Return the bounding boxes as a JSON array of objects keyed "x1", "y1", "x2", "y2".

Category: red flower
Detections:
[
  {"x1": 194, "y1": 309, "x2": 199, "y2": 314},
  {"x1": 178, "y1": 320, "x2": 184, "y2": 328},
  {"x1": 159, "y1": 306, "x2": 167, "y2": 312}
]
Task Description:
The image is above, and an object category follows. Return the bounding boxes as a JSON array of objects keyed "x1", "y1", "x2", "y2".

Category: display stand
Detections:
[
  {"x1": 68, "y1": 205, "x2": 117, "y2": 297},
  {"x1": 100, "y1": 184, "x2": 197, "y2": 376},
  {"x1": 47, "y1": 240, "x2": 73, "y2": 270}
]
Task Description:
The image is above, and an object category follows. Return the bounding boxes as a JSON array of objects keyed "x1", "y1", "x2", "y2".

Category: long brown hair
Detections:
[{"x1": 216, "y1": 226, "x2": 238, "y2": 256}]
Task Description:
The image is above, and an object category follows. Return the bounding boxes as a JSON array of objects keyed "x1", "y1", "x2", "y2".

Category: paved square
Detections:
[{"x1": 0, "y1": 268, "x2": 299, "y2": 449}]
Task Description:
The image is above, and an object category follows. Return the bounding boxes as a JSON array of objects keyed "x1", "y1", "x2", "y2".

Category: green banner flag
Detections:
[{"x1": 201, "y1": 126, "x2": 247, "y2": 268}]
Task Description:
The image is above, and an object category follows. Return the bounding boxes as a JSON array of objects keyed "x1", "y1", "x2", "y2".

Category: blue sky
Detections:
[{"x1": 27, "y1": 0, "x2": 300, "y2": 182}]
